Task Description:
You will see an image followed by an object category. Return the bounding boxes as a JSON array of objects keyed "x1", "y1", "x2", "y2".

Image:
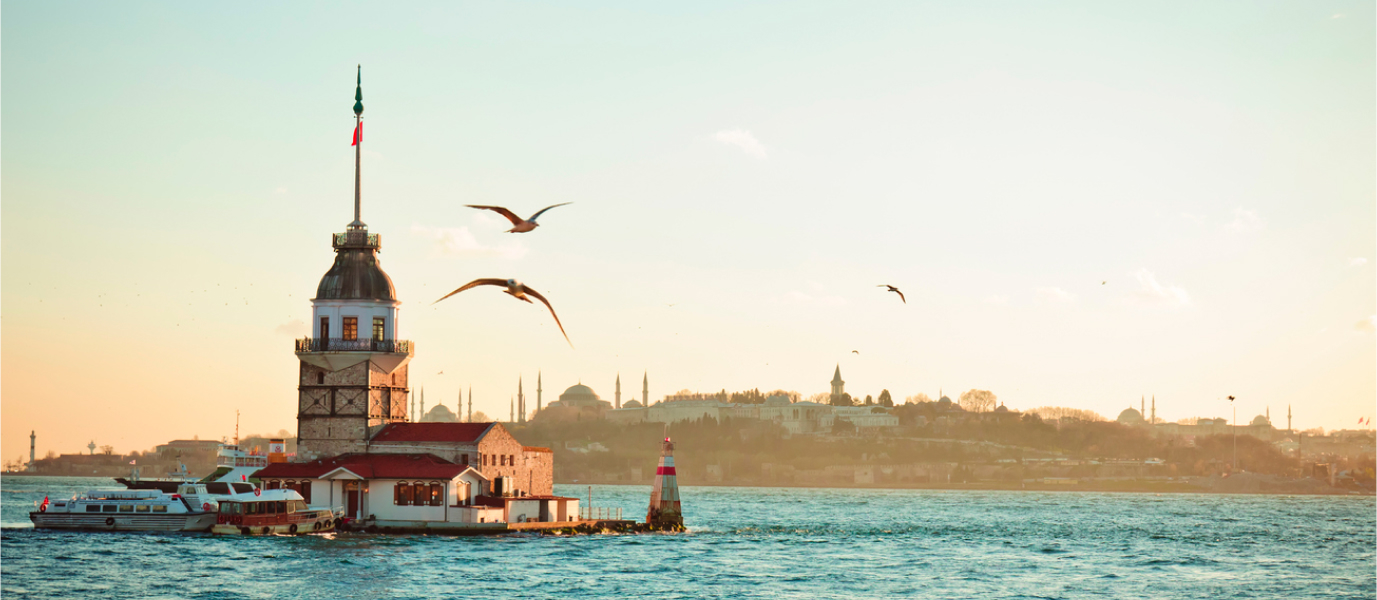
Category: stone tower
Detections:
[
  {"x1": 830, "y1": 364, "x2": 846, "y2": 405},
  {"x1": 615, "y1": 373, "x2": 621, "y2": 409},
  {"x1": 642, "y1": 371, "x2": 648, "y2": 405},
  {"x1": 294, "y1": 67, "x2": 412, "y2": 461}
]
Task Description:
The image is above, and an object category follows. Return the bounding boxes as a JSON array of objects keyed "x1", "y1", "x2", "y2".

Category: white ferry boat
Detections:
[
  {"x1": 29, "y1": 483, "x2": 256, "y2": 532},
  {"x1": 118, "y1": 443, "x2": 271, "y2": 492},
  {"x1": 211, "y1": 489, "x2": 342, "y2": 535}
]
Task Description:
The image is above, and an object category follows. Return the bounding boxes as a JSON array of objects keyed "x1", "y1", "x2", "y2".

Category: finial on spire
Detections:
[{"x1": 354, "y1": 65, "x2": 364, "y2": 116}]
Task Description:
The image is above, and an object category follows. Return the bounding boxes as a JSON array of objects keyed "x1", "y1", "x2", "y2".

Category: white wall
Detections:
[{"x1": 311, "y1": 299, "x2": 401, "y2": 340}]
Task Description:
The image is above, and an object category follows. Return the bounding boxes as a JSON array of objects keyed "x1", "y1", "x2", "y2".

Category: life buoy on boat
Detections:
[
  {"x1": 253, "y1": 489, "x2": 261, "y2": 497},
  {"x1": 105, "y1": 517, "x2": 115, "y2": 527},
  {"x1": 39, "y1": 504, "x2": 47, "y2": 513},
  {"x1": 203, "y1": 502, "x2": 213, "y2": 512}
]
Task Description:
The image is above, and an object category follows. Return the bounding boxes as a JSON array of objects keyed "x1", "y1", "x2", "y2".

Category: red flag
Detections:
[
  {"x1": 351, "y1": 121, "x2": 363, "y2": 146},
  {"x1": 41, "y1": 496, "x2": 49, "y2": 507}
]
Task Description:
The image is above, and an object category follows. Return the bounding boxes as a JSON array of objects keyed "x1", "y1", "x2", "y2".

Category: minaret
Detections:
[
  {"x1": 518, "y1": 376, "x2": 526, "y2": 423},
  {"x1": 420, "y1": 387, "x2": 426, "y2": 421},
  {"x1": 642, "y1": 371, "x2": 648, "y2": 405},
  {"x1": 1151, "y1": 396, "x2": 1156, "y2": 424},
  {"x1": 1288, "y1": 405, "x2": 1292, "y2": 432},
  {"x1": 615, "y1": 373, "x2": 622, "y2": 409},
  {"x1": 510, "y1": 397, "x2": 515, "y2": 422},
  {"x1": 294, "y1": 66, "x2": 412, "y2": 460},
  {"x1": 27, "y1": 431, "x2": 36, "y2": 472},
  {"x1": 457, "y1": 390, "x2": 462, "y2": 423},
  {"x1": 537, "y1": 372, "x2": 543, "y2": 413},
  {"x1": 1141, "y1": 396, "x2": 1145, "y2": 422},
  {"x1": 410, "y1": 391, "x2": 416, "y2": 423},
  {"x1": 467, "y1": 386, "x2": 473, "y2": 422}
]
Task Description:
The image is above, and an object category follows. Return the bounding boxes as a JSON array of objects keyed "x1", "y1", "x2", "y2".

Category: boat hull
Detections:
[
  {"x1": 211, "y1": 518, "x2": 337, "y2": 535},
  {"x1": 29, "y1": 512, "x2": 217, "y2": 532}
]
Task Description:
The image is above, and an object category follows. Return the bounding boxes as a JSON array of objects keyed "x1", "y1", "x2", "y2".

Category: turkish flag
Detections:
[{"x1": 352, "y1": 121, "x2": 363, "y2": 146}]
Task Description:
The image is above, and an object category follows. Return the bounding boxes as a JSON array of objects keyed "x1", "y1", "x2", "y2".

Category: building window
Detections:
[
  {"x1": 372, "y1": 317, "x2": 385, "y2": 341},
  {"x1": 395, "y1": 482, "x2": 414, "y2": 506},
  {"x1": 461, "y1": 454, "x2": 469, "y2": 466},
  {"x1": 316, "y1": 372, "x2": 325, "y2": 385},
  {"x1": 320, "y1": 317, "x2": 329, "y2": 340},
  {"x1": 429, "y1": 482, "x2": 443, "y2": 506},
  {"x1": 342, "y1": 317, "x2": 358, "y2": 341}
]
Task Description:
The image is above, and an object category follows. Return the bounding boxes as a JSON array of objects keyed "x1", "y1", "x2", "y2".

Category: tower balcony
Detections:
[
  {"x1": 333, "y1": 231, "x2": 381, "y2": 250},
  {"x1": 295, "y1": 337, "x2": 414, "y2": 373}
]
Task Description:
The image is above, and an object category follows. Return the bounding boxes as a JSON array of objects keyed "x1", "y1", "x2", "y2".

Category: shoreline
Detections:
[{"x1": 557, "y1": 478, "x2": 1372, "y2": 496}]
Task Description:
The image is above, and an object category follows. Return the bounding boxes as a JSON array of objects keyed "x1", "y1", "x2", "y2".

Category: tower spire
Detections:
[
  {"x1": 350, "y1": 65, "x2": 366, "y2": 230},
  {"x1": 643, "y1": 371, "x2": 648, "y2": 405},
  {"x1": 537, "y1": 371, "x2": 543, "y2": 414},
  {"x1": 467, "y1": 386, "x2": 473, "y2": 422},
  {"x1": 616, "y1": 373, "x2": 622, "y2": 409}
]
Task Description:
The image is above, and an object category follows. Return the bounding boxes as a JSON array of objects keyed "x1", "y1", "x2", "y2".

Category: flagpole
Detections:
[{"x1": 351, "y1": 65, "x2": 365, "y2": 230}]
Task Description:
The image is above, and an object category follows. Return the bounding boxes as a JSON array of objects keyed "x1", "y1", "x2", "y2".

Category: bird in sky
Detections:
[
  {"x1": 1228, "y1": 395, "x2": 1236, "y2": 402},
  {"x1": 437, "y1": 371, "x2": 445, "y2": 375},
  {"x1": 877, "y1": 284, "x2": 906, "y2": 304},
  {"x1": 465, "y1": 203, "x2": 572, "y2": 233},
  {"x1": 433, "y1": 278, "x2": 572, "y2": 347},
  {"x1": 852, "y1": 350, "x2": 859, "y2": 354}
]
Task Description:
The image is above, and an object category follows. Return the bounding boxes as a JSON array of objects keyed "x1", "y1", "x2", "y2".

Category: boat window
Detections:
[
  {"x1": 86, "y1": 505, "x2": 101, "y2": 513},
  {"x1": 102, "y1": 505, "x2": 117, "y2": 512},
  {"x1": 276, "y1": 501, "x2": 287, "y2": 514},
  {"x1": 429, "y1": 482, "x2": 444, "y2": 506},
  {"x1": 289, "y1": 500, "x2": 307, "y2": 512},
  {"x1": 207, "y1": 483, "x2": 229, "y2": 494},
  {"x1": 135, "y1": 505, "x2": 150, "y2": 513},
  {"x1": 152, "y1": 505, "x2": 168, "y2": 513},
  {"x1": 232, "y1": 483, "x2": 254, "y2": 494},
  {"x1": 119, "y1": 505, "x2": 134, "y2": 512}
]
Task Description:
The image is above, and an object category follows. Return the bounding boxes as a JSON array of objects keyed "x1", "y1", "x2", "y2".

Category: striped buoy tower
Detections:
[{"x1": 646, "y1": 436, "x2": 684, "y2": 531}]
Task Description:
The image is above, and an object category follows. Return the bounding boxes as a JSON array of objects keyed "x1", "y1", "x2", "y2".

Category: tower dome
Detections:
[
  {"x1": 1250, "y1": 414, "x2": 1270, "y2": 427},
  {"x1": 315, "y1": 236, "x2": 396, "y2": 300}
]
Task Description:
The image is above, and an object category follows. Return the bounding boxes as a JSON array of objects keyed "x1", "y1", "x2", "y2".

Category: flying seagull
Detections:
[
  {"x1": 433, "y1": 278, "x2": 572, "y2": 347},
  {"x1": 877, "y1": 284, "x2": 906, "y2": 304},
  {"x1": 465, "y1": 203, "x2": 572, "y2": 233},
  {"x1": 852, "y1": 350, "x2": 859, "y2": 354}
]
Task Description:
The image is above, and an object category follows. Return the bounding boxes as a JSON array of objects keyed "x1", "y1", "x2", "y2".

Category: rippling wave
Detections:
[{"x1": 2, "y1": 476, "x2": 1373, "y2": 599}]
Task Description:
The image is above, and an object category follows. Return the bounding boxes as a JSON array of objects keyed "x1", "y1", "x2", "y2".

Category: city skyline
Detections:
[{"x1": 3, "y1": 1, "x2": 1374, "y2": 460}]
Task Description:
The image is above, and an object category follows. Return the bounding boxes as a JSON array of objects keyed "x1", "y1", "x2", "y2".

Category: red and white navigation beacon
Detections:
[{"x1": 646, "y1": 437, "x2": 685, "y2": 531}]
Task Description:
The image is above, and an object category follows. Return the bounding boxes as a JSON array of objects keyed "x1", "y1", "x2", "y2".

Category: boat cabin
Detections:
[{"x1": 216, "y1": 489, "x2": 334, "y2": 533}]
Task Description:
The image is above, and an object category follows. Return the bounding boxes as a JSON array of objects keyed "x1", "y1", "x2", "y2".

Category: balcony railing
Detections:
[
  {"x1": 295, "y1": 337, "x2": 413, "y2": 354},
  {"x1": 333, "y1": 231, "x2": 381, "y2": 250},
  {"x1": 579, "y1": 506, "x2": 623, "y2": 521}
]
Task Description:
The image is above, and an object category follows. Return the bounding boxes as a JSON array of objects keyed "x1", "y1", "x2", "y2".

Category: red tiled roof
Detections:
[
  {"x1": 370, "y1": 422, "x2": 494, "y2": 444},
  {"x1": 256, "y1": 453, "x2": 479, "y2": 480},
  {"x1": 522, "y1": 446, "x2": 552, "y2": 453}
]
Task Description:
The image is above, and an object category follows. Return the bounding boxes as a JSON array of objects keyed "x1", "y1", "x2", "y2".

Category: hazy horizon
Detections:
[{"x1": 3, "y1": 1, "x2": 1374, "y2": 460}]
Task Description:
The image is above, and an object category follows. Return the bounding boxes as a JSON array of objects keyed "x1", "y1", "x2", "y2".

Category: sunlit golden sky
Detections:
[{"x1": 3, "y1": 1, "x2": 1373, "y2": 460}]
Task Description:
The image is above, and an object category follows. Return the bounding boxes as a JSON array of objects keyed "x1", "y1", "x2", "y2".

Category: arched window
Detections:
[
  {"x1": 428, "y1": 482, "x2": 443, "y2": 506},
  {"x1": 394, "y1": 481, "x2": 411, "y2": 505},
  {"x1": 266, "y1": 480, "x2": 281, "y2": 490}
]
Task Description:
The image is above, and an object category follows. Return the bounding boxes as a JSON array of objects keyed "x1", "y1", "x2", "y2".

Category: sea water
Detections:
[{"x1": 2, "y1": 476, "x2": 1372, "y2": 599}]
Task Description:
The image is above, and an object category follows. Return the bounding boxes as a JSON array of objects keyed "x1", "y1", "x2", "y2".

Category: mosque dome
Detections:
[
  {"x1": 1250, "y1": 415, "x2": 1270, "y2": 427},
  {"x1": 1116, "y1": 407, "x2": 1145, "y2": 425},
  {"x1": 316, "y1": 245, "x2": 396, "y2": 301},
  {"x1": 622, "y1": 400, "x2": 643, "y2": 408},
  {"x1": 421, "y1": 404, "x2": 457, "y2": 423},
  {"x1": 994, "y1": 404, "x2": 1010, "y2": 413},
  {"x1": 554, "y1": 383, "x2": 610, "y2": 408},
  {"x1": 938, "y1": 396, "x2": 953, "y2": 405}
]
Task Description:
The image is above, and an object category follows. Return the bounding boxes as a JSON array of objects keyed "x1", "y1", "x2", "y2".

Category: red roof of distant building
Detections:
[
  {"x1": 370, "y1": 422, "x2": 494, "y2": 444},
  {"x1": 256, "y1": 453, "x2": 481, "y2": 480},
  {"x1": 522, "y1": 446, "x2": 552, "y2": 454}
]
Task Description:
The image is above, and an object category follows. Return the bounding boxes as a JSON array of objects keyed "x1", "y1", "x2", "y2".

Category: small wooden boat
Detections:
[{"x1": 211, "y1": 489, "x2": 341, "y2": 535}]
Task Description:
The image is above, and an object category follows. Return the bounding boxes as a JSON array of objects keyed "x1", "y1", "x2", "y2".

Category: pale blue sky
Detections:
[{"x1": 3, "y1": 1, "x2": 1373, "y2": 459}]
